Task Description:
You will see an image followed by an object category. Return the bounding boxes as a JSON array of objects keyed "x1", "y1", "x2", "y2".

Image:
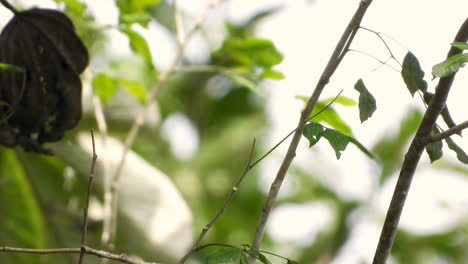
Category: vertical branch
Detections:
[
  {"x1": 78, "y1": 130, "x2": 98, "y2": 264},
  {"x1": 105, "y1": 0, "x2": 224, "y2": 248},
  {"x1": 372, "y1": 17, "x2": 468, "y2": 264},
  {"x1": 249, "y1": 0, "x2": 374, "y2": 260}
]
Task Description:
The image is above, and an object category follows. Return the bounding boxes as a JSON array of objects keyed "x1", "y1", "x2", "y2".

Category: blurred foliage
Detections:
[{"x1": 1, "y1": 1, "x2": 468, "y2": 264}]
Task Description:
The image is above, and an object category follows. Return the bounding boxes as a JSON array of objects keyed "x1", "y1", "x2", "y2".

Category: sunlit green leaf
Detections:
[
  {"x1": 120, "y1": 27, "x2": 154, "y2": 67},
  {"x1": 92, "y1": 73, "x2": 117, "y2": 103},
  {"x1": 118, "y1": 79, "x2": 148, "y2": 103},
  {"x1": 206, "y1": 247, "x2": 242, "y2": 264},
  {"x1": 303, "y1": 122, "x2": 325, "y2": 147},
  {"x1": 117, "y1": 0, "x2": 160, "y2": 27},
  {"x1": 445, "y1": 137, "x2": 468, "y2": 164},
  {"x1": 296, "y1": 96, "x2": 354, "y2": 136},
  {"x1": 227, "y1": 73, "x2": 260, "y2": 94},
  {"x1": 120, "y1": 13, "x2": 152, "y2": 25},
  {"x1": 354, "y1": 79, "x2": 376, "y2": 123},
  {"x1": 323, "y1": 129, "x2": 350, "y2": 159},
  {"x1": 240, "y1": 251, "x2": 249, "y2": 264},
  {"x1": 347, "y1": 137, "x2": 375, "y2": 159},
  {"x1": 452, "y1": 42, "x2": 468, "y2": 50},
  {"x1": 260, "y1": 68, "x2": 285, "y2": 80},
  {"x1": 432, "y1": 53, "x2": 468, "y2": 78},
  {"x1": 322, "y1": 96, "x2": 357, "y2": 106},
  {"x1": 53, "y1": 0, "x2": 86, "y2": 15},
  {"x1": 426, "y1": 128, "x2": 443, "y2": 163},
  {"x1": 402, "y1": 52, "x2": 427, "y2": 96}
]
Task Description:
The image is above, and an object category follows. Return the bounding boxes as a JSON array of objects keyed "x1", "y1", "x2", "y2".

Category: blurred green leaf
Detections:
[
  {"x1": 402, "y1": 51, "x2": 427, "y2": 96},
  {"x1": 117, "y1": 0, "x2": 160, "y2": 27},
  {"x1": 226, "y1": 73, "x2": 262, "y2": 95},
  {"x1": 260, "y1": 68, "x2": 285, "y2": 80},
  {"x1": 0, "y1": 63, "x2": 24, "y2": 72},
  {"x1": 323, "y1": 128, "x2": 350, "y2": 159},
  {"x1": 120, "y1": 13, "x2": 152, "y2": 25},
  {"x1": 354, "y1": 79, "x2": 376, "y2": 123},
  {"x1": 445, "y1": 137, "x2": 468, "y2": 164},
  {"x1": 212, "y1": 37, "x2": 283, "y2": 80},
  {"x1": 92, "y1": 73, "x2": 117, "y2": 103},
  {"x1": 287, "y1": 260, "x2": 299, "y2": 264},
  {"x1": 426, "y1": 128, "x2": 443, "y2": 163},
  {"x1": 0, "y1": 149, "x2": 46, "y2": 263},
  {"x1": 53, "y1": 0, "x2": 86, "y2": 15},
  {"x1": 432, "y1": 53, "x2": 468, "y2": 78},
  {"x1": 303, "y1": 122, "x2": 325, "y2": 147},
  {"x1": 452, "y1": 42, "x2": 468, "y2": 50},
  {"x1": 120, "y1": 27, "x2": 154, "y2": 67},
  {"x1": 206, "y1": 247, "x2": 243, "y2": 264},
  {"x1": 240, "y1": 251, "x2": 249, "y2": 264},
  {"x1": 118, "y1": 79, "x2": 148, "y2": 103}
]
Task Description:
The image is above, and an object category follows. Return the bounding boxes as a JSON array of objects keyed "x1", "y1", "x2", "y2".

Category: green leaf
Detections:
[
  {"x1": 0, "y1": 63, "x2": 24, "y2": 72},
  {"x1": 240, "y1": 252, "x2": 249, "y2": 264},
  {"x1": 260, "y1": 68, "x2": 285, "y2": 80},
  {"x1": 243, "y1": 245, "x2": 272, "y2": 264},
  {"x1": 445, "y1": 137, "x2": 468, "y2": 164},
  {"x1": 120, "y1": 13, "x2": 152, "y2": 25},
  {"x1": 354, "y1": 79, "x2": 376, "y2": 123},
  {"x1": 295, "y1": 96, "x2": 354, "y2": 137},
  {"x1": 432, "y1": 53, "x2": 468, "y2": 78},
  {"x1": 117, "y1": 0, "x2": 160, "y2": 27},
  {"x1": 303, "y1": 122, "x2": 325, "y2": 147},
  {"x1": 53, "y1": 0, "x2": 86, "y2": 15},
  {"x1": 348, "y1": 137, "x2": 375, "y2": 159},
  {"x1": 452, "y1": 42, "x2": 468, "y2": 50},
  {"x1": 227, "y1": 73, "x2": 260, "y2": 94},
  {"x1": 120, "y1": 27, "x2": 154, "y2": 67},
  {"x1": 0, "y1": 150, "x2": 46, "y2": 263},
  {"x1": 118, "y1": 79, "x2": 148, "y2": 103},
  {"x1": 323, "y1": 128, "x2": 350, "y2": 159},
  {"x1": 92, "y1": 73, "x2": 117, "y2": 103},
  {"x1": 402, "y1": 51, "x2": 427, "y2": 96},
  {"x1": 287, "y1": 260, "x2": 299, "y2": 264},
  {"x1": 322, "y1": 96, "x2": 357, "y2": 106},
  {"x1": 206, "y1": 247, "x2": 242, "y2": 264},
  {"x1": 426, "y1": 128, "x2": 443, "y2": 163}
]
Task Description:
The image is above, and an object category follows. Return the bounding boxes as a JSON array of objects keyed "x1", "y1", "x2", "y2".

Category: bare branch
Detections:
[
  {"x1": 78, "y1": 130, "x2": 98, "y2": 264},
  {"x1": 0, "y1": 0, "x2": 18, "y2": 14},
  {"x1": 424, "y1": 120, "x2": 468, "y2": 144},
  {"x1": 249, "y1": 1, "x2": 375, "y2": 262},
  {"x1": 0, "y1": 246, "x2": 158, "y2": 264},
  {"x1": 372, "y1": 17, "x2": 468, "y2": 264}
]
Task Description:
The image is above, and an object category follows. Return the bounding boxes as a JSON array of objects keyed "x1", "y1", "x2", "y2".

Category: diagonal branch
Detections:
[
  {"x1": 372, "y1": 16, "x2": 468, "y2": 264},
  {"x1": 249, "y1": 0, "x2": 375, "y2": 261}
]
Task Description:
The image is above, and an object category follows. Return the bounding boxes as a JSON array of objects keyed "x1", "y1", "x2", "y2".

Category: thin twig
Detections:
[
  {"x1": 249, "y1": 1, "x2": 374, "y2": 262},
  {"x1": 0, "y1": 246, "x2": 158, "y2": 264},
  {"x1": 348, "y1": 49, "x2": 400, "y2": 73},
  {"x1": 372, "y1": 17, "x2": 468, "y2": 264},
  {"x1": 78, "y1": 130, "x2": 98, "y2": 264},
  {"x1": 424, "y1": 120, "x2": 468, "y2": 144},
  {"x1": 107, "y1": 0, "x2": 223, "y2": 247},
  {"x1": 0, "y1": 0, "x2": 18, "y2": 14},
  {"x1": 178, "y1": 139, "x2": 256, "y2": 264},
  {"x1": 360, "y1": 26, "x2": 403, "y2": 66}
]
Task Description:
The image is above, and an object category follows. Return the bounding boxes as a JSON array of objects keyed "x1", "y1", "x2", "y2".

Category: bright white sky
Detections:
[{"x1": 2, "y1": 0, "x2": 468, "y2": 263}]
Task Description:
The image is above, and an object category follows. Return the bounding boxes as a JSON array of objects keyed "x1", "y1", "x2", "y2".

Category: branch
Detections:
[
  {"x1": 372, "y1": 17, "x2": 468, "y2": 264},
  {"x1": 78, "y1": 130, "x2": 98, "y2": 264},
  {"x1": 249, "y1": 0, "x2": 375, "y2": 261},
  {"x1": 0, "y1": 0, "x2": 18, "y2": 14},
  {"x1": 424, "y1": 120, "x2": 468, "y2": 143},
  {"x1": 0, "y1": 246, "x2": 158, "y2": 264}
]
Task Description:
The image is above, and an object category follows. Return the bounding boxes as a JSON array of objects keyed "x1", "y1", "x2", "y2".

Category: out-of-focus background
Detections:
[{"x1": 1, "y1": 0, "x2": 468, "y2": 263}]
